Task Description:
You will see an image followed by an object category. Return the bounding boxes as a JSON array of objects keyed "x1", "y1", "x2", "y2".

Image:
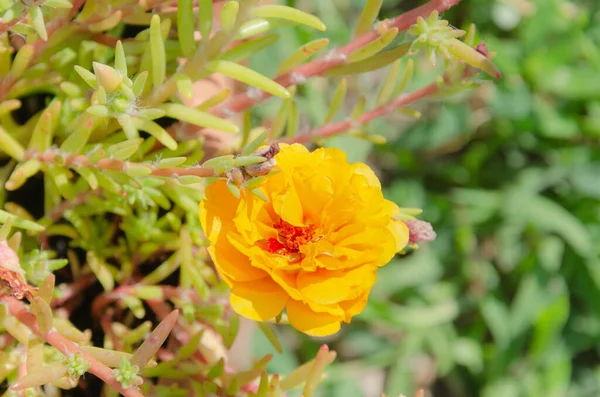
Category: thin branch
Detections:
[
  {"x1": 287, "y1": 82, "x2": 439, "y2": 144},
  {"x1": 210, "y1": 0, "x2": 463, "y2": 118},
  {"x1": 0, "y1": 295, "x2": 145, "y2": 397},
  {"x1": 25, "y1": 150, "x2": 217, "y2": 178},
  {"x1": 0, "y1": 8, "x2": 28, "y2": 36}
]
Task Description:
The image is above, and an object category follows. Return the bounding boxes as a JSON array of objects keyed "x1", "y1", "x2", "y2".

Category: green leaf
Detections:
[
  {"x1": 114, "y1": 40, "x2": 128, "y2": 76},
  {"x1": 0, "y1": 210, "x2": 44, "y2": 232},
  {"x1": 324, "y1": 78, "x2": 347, "y2": 123},
  {"x1": 74, "y1": 65, "x2": 98, "y2": 89},
  {"x1": 348, "y1": 28, "x2": 398, "y2": 63},
  {"x1": 160, "y1": 103, "x2": 239, "y2": 134},
  {"x1": 277, "y1": 38, "x2": 329, "y2": 75},
  {"x1": 221, "y1": 34, "x2": 279, "y2": 64},
  {"x1": 88, "y1": 10, "x2": 123, "y2": 33},
  {"x1": 150, "y1": 15, "x2": 167, "y2": 87},
  {"x1": 354, "y1": 0, "x2": 383, "y2": 37},
  {"x1": 256, "y1": 322, "x2": 282, "y2": 354},
  {"x1": 377, "y1": 60, "x2": 401, "y2": 105},
  {"x1": 251, "y1": 5, "x2": 326, "y2": 32},
  {"x1": 129, "y1": 310, "x2": 179, "y2": 368},
  {"x1": 10, "y1": 44, "x2": 34, "y2": 79},
  {"x1": 175, "y1": 72, "x2": 193, "y2": 99},
  {"x1": 106, "y1": 138, "x2": 144, "y2": 160},
  {"x1": 177, "y1": 0, "x2": 196, "y2": 57},
  {"x1": 198, "y1": 0, "x2": 213, "y2": 39},
  {"x1": 133, "y1": 119, "x2": 177, "y2": 151},
  {"x1": 326, "y1": 43, "x2": 410, "y2": 76},
  {"x1": 521, "y1": 195, "x2": 592, "y2": 256},
  {"x1": 220, "y1": 0, "x2": 239, "y2": 33},
  {"x1": 0, "y1": 125, "x2": 25, "y2": 160},
  {"x1": 205, "y1": 60, "x2": 290, "y2": 99},
  {"x1": 29, "y1": 6, "x2": 47, "y2": 41},
  {"x1": 241, "y1": 130, "x2": 269, "y2": 156},
  {"x1": 29, "y1": 101, "x2": 62, "y2": 152},
  {"x1": 87, "y1": 251, "x2": 114, "y2": 291}
]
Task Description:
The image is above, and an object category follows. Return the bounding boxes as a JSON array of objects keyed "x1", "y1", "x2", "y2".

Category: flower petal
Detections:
[
  {"x1": 286, "y1": 299, "x2": 342, "y2": 337},
  {"x1": 230, "y1": 278, "x2": 288, "y2": 321},
  {"x1": 200, "y1": 180, "x2": 240, "y2": 243},
  {"x1": 297, "y1": 265, "x2": 376, "y2": 305},
  {"x1": 339, "y1": 290, "x2": 370, "y2": 323},
  {"x1": 388, "y1": 220, "x2": 410, "y2": 254},
  {"x1": 272, "y1": 185, "x2": 304, "y2": 226},
  {"x1": 349, "y1": 162, "x2": 381, "y2": 188}
]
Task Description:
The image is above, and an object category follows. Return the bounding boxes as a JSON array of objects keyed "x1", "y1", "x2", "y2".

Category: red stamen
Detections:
[{"x1": 267, "y1": 238, "x2": 285, "y2": 253}]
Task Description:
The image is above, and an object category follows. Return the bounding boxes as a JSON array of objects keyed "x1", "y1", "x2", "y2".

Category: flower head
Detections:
[{"x1": 200, "y1": 144, "x2": 412, "y2": 336}]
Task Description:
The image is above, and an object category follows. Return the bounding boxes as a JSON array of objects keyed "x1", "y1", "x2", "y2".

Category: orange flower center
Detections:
[{"x1": 267, "y1": 219, "x2": 316, "y2": 255}]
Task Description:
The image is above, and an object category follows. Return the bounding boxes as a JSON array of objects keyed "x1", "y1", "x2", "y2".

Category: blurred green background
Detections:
[{"x1": 246, "y1": 0, "x2": 600, "y2": 396}]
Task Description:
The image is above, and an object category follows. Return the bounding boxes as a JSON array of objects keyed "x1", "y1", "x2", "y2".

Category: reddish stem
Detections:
[
  {"x1": 1, "y1": 296, "x2": 145, "y2": 397},
  {"x1": 210, "y1": 0, "x2": 462, "y2": 118},
  {"x1": 287, "y1": 81, "x2": 439, "y2": 144}
]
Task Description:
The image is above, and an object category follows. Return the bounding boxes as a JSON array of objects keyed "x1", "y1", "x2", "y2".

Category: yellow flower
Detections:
[{"x1": 200, "y1": 143, "x2": 409, "y2": 336}]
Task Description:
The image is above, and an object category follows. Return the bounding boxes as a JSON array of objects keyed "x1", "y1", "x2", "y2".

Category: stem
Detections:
[
  {"x1": 25, "y1": 150, "x2": 217, "y2": 178},
  {"x1": 210, "y1": 0, "x2": 462, "y2": 117},
  {"x1": 0, "y1": 8, "x2": 28, "y2": 36},
  {"x1": 1, "y1": 296, "x2": 145, "y2": 397},
  {"x1": 286, "y1": 81, "x2": 439, "y2": 144}
]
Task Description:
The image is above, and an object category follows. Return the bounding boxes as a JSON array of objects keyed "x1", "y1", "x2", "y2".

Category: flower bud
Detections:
[
  {"x1": 243, "y1": 143, "x2": 280, "y2": 177},
  {"x1": 93, "y1": 62, "x2": 121, "y2": 93},
  {"x1": 405, "y1": 220, "x2": 437, "y2": 244}
]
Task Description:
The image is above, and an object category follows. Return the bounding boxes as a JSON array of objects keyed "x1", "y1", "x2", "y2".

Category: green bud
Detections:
[
  {"x1": 65, "y1": 352, "x2": 90, "y2": 380},
  {"x1": 93, "y1": 62, "x2": 121, "y2": 93},
  {"x1": 86, "y1": 104, "x2": 109, "y2": 117}
]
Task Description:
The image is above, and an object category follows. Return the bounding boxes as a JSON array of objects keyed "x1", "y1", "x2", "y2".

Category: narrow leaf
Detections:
[
  {"x1": 30, "y1": 7, "x2": 48, "y2": 41},
  {"x1": 326, "y1": 43, "x2": 410, "y2": 76},
  {"x1": 160, "y1": 103, "x2": 239, "y2": 134},
  {"x1": 395, "y1": 58, "x2": 414, "y2": 96},
  {"x1": 130, "y1": 310, "x2": 179, "y2": 368},
  {"x1": 377, "y1": 60, "x2": 401, "y2": 105},
  {"x1": 30, "y1": 297, "x2": 53, "y2": 335},
  {"x1": 74, "y1": 65, "x2": 98, "y2": 89},
  {"x1": 256, "y1": 322, "x2": 282, "y2": 354},
  {"x1": 0, "y1": 125, "x2": 25, "y2": 161},
  {"x1": 221, "y1": 34, "x2": 279, "y2": 64},
  {"x1": 206, "y1": 60, "x2": 290, "y2": 99},
  {"x1": 324, "y1": 78, "x2": 347, "y2": 123},
  {"x1": 177, "y1": 0, "x2": 196, "y2": 57},
  {"x1": 220, "y1": 1, "x2": 239, "y2": 33},
  {"x1": 10, "y1": 364, "x2": 66, "y2": 390},
  {"x1": 250, "y1": 5, "x2": 326, "y2": 31},
  {"x1": 241, "y1": 130, "x2": 269, "y2": 156},
  {"x1": 150, "y1": 14, "x2": 167, "y2": 87},
  {"x1": 114, "y1": 40, "x2": 127, "y2": 76},
  {"x1": 89, "y1": 10, "x2": 123, "y2": 32},
  {"x1": 277, "y1": 38, "x2": 329, "y2": 75},
  {"x1": 87, "y1": 252, "x2": 114, "y2": 291},
  {"x1": 348, "y1": 28, "x2": 398, "y2": 63},
  {"x1": 133, "y1": 119, "x2": 177, "y2": 151},
  {"x1": 446, "y1": 38, "x2": 501, "y2": 78},
  {"x1": 10, "y1": 44, "x2": 34, "y2": 79},
  {"x1": 354, "y1": 0, "x2": 383, "y2": 37},
  {"x1": 198, "y1": 0, "x2": 213, "y2": 39}
]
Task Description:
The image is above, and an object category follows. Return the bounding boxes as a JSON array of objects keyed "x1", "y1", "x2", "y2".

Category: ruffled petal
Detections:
[
  {"x1": 209, "y1": 234, "x2": 267, "y2": 282},
  {"x1": 200, "y1": 180, "x2": 240, "y2": 243},
  {"x1": 388, "y1": 220, "x2": 410, "y2": 254},
  {"x1": 286, "y1": 299, "x2": 342, "y2": 337},
  {"x1": 297, "y1": 265, "x2": 377, "y2": 305},
  {"x1": 230, "y1": 278, "x2": 288, "y2": 321}
]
